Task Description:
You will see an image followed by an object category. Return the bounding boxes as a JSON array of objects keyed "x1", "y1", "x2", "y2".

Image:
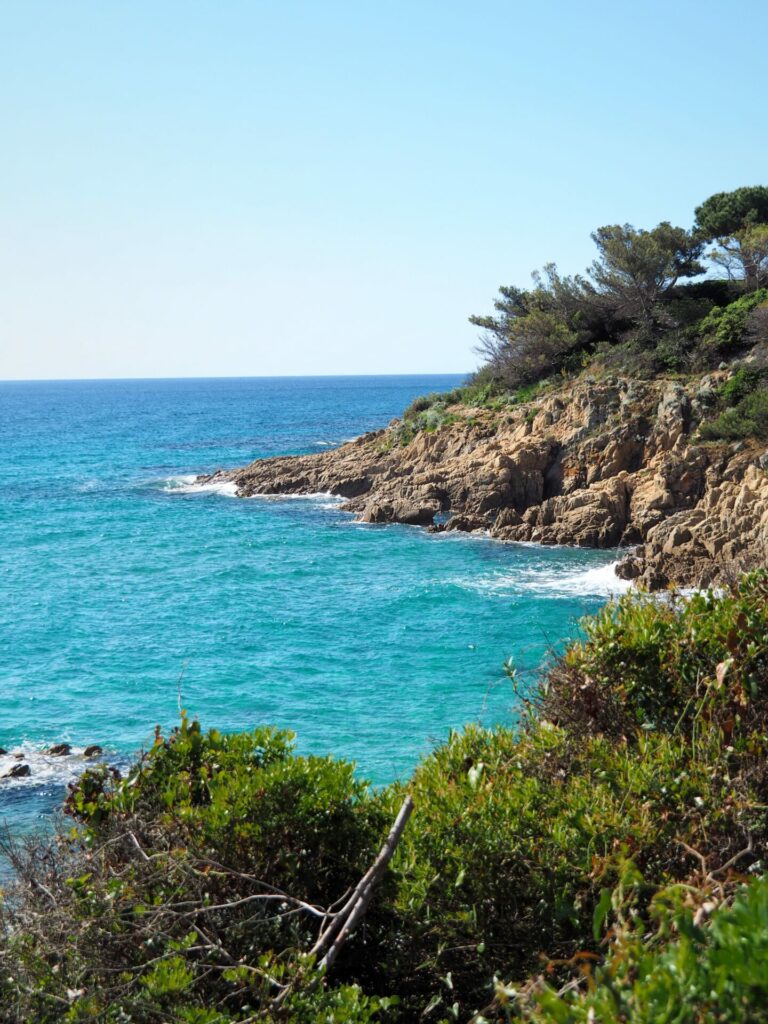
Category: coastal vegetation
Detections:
[
  {"x1": 434, "y1": 186, "x2": 768, "y2": 440},
  {"x1": 3, "y1": 572, "x2": 768, "y2": 1022}
]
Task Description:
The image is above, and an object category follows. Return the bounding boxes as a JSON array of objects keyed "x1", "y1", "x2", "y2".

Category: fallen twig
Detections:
[{"x1": 313, "y1": 794, "x2": 414, "y2": 971}]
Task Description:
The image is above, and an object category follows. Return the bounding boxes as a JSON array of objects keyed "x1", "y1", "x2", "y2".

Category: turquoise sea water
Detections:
[{"x1": 0, "y1": 375, "x2": 627, "y2": 831}]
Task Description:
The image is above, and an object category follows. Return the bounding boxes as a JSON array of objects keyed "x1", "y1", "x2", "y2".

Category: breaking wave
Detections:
[
  {"x1": 161, "y1": 475, "x2": 239, "y2": 496},
  {"x1": 161, "y1": 476, "x2": 345, "y2": 508},
  {"x1": 450, "y1": 559, "x2": 631, "y2": 599}
]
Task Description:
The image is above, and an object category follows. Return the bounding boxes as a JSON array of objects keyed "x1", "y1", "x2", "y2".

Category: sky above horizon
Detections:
[{"x1": 1, "y1": 1, "x2": 767, "y2": 381}]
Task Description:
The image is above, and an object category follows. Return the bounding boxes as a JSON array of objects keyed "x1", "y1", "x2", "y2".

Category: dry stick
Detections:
[
  {"x1": 178, "y1": 891, "x2": 327, "y2": 918},
  {"x1": 268, "y1": 795, "x2": 415, "y2": 1014},
  {"x1": 710, "y1": 834, "x2": 753, "y2": 878},
  {"x1": 313, "y1": 794, "x2": 414, "y2": 972}
]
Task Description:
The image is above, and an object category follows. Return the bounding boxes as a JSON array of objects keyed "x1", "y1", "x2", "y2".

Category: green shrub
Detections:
[
  {"x1": 384, "y1": 711, "x2": 766, "y2": 1018},
  {"x1": 719, "y1": 366, "x2": 765, "y2": 404},
  {"x1": 0, "y1": 718, "x2": 392, "y2": 1023},
  {"x1": 400, "y1": 373, "x2": 551, "y2": 426},
  {"x1": 404, "y1": 393, "x2": 441, "y2": 419},
  {"x1": 507, "y1": 874, "x2": 768, "y2": 1024},
  {"x1": 700, "y1": 385, "x2": 768, "y2": 440},
  {"x1": 510, "y1": 380, "x2": 548, "y2": 405},
  {"x1": 697, "y1": 288, "x2": 768, "y2": 351},
  {"x1": 379, "y1": 575, "x2": 768, "y2": 1016},
  {"x1": 543, "y1": 574, "x2": 768, "y2": 738},
  {"x1": 389, "y1": 403, "x2": 460, "y2": 446}
]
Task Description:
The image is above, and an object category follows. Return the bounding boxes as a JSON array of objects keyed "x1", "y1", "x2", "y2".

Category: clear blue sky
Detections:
[{"x1": 1, "y1": 0, "x2": 766, "y2": 380}]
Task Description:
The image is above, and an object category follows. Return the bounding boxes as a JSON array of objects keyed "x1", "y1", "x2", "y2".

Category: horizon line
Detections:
[{"x1": 0, "y1": 370, "x2": 472, "y2": 385}]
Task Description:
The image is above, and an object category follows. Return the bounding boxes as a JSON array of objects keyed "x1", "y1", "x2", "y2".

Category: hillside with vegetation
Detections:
[
  {"x1": 465, "y1": 186, "x2": 768, "y2": 398},
  {"x1": 199, "y1": 188, "x2": 768, "y2": 591}
]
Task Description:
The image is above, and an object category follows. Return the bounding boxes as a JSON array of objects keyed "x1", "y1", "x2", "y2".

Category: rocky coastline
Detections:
[{"x1": 199, "y1": 374, "x2": 768, "y2": 591}]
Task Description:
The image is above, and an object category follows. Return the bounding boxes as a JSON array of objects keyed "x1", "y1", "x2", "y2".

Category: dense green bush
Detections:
[
  {"x1": 696, "y1": 364, "x2": 768, "y2": 441},
  {"x1": 696, "y1": 288, "x2": 768, "y2": 352},
  {"x1": 404, "y1": 392, "x2": 444, "y2": 419},
  {"x1": 504, "y1": 874, "x2": 768, "y2": 1024},
  {"x1": 543, "y1": 574, "x2": 768, "y2": 738},
  {"x1": 700, "y1": 385, "x2": 768, "y2": 440},
  {"x1": 0, "y1": 720, "x2": 394, "y2": 1023},
  {"x1": 719, "y1": 365, "x2": 764, "y2": 403},
  {"x1": 385, "y1": 719, "x2": 761, "y2": 1018}
]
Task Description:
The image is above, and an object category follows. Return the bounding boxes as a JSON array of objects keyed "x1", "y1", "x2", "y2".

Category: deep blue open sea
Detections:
[{"x1": 0, "y1": 375, "x2": 628, "y2": 832}]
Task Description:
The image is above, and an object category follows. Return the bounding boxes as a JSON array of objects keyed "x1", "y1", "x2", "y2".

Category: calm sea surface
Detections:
[{"x1": 0, "y1": 375, "x2": 627, "y2": 831}]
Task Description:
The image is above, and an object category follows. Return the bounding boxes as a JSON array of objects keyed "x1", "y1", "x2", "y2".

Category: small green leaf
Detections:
[{"x1": 593, "y1": 886, "x2": 613, "y2": 941}]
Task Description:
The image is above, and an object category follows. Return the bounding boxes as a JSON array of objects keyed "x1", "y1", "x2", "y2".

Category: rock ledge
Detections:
[{"x1": 199, "y1": 376, "x2": 768, "y2": 591}]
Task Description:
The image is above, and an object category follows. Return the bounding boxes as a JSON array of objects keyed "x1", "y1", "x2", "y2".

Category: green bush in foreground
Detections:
[
  {"x1": 543, "y1": 572, "x2": 768, "y2": 737},
  {"x1": 2, "y1": 575, "x2": 768, "y2": 1022},
  {"x1": 501, "y1": 874, "x2": 768, "y2": 1024},
  {"x1": 0, "y1": 723, "x2": 394, "y2": 1023}
]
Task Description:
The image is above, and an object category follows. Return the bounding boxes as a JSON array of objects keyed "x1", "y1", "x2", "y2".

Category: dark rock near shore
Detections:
[
  {"x1": 84, "y1": 745, "x2": 103, "y2": 758},
  {"x1": 2, "y1": 763, "x2": 30, "y2": 779},
  {"x1": 45, "y1": 743, "x2": 72, "y2": 756},
  {"x1": 445, "y1": 514, "x2": 491, "y2": 533}
]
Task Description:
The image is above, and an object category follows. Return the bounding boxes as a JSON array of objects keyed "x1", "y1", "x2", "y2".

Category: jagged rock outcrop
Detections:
[{"x1": 199, "y1": 374, "x2": 768, "y2": 590}]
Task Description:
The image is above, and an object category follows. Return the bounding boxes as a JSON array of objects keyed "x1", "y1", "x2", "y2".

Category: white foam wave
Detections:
[
  {"x1": 527, "y1": 561, "x2": 633, "y2": 597},
  {"x1": 246, "y1": 491, "x2": 344, "y2": 504},
  {"x1": 163, "y1": 475, "x2": 239, "y2": 497},
  {"x1": 451, "y1": 561, "x2": 631, "y2": 599},
  {"x1": 162, "y1": 476, "x2": 348, "y2": 508},
  {"x1": 0, "y1": 745, "x2": 114, "y2": 790}
]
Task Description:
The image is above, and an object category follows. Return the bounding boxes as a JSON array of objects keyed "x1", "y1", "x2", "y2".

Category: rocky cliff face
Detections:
[{"x1": 199, "y1": 374, "x2": 768, "y2": 590}]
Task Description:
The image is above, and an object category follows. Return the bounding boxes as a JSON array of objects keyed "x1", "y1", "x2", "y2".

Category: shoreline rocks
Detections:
[
  {"x1": 0, "y1": 744, "x2": 106, "y2": 783},
  {"x1": 199, "y1": 374, "x2": 768, "y2": 591}
]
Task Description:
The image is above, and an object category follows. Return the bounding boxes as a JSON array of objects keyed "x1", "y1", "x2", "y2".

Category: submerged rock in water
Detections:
[{"x1": 83, "y1": 745, "x2": 103, "y2": 758}]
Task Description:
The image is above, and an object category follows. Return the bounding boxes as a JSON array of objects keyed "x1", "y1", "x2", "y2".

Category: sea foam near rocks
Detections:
[
  {"x1": 451, "y1": 560, "x2": 631, "y2": 600},
  {"x1": 0, "y1": 745, "x2": 111, "y2": 790},
  {"x1": 521, "y1": 561, "x2": 633, "y2": 598},
  {"x1": 163, "y1": 476, "x2": 345, "y2": 507},
  {"x1": 163, "y1": 475, "x2": 239, "y2": 496}
]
